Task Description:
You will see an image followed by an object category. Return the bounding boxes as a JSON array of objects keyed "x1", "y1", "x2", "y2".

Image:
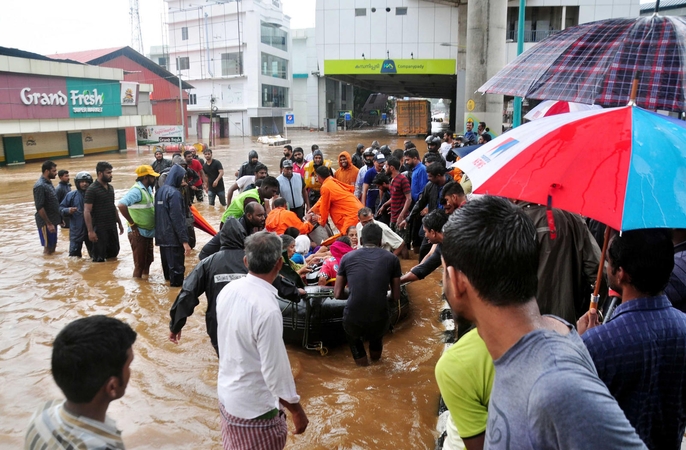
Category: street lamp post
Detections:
[{"x1": 513, "y1": 0, "x2": 526, "y2": 128}]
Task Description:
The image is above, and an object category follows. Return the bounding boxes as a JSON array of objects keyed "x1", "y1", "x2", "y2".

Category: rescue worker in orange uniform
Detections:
[
  {"x1": 311, "y1": 165, "x2": 363, "y2": 238},
  {"x1": 265, "y1": 197, "x2": 316, "y2": 236}
]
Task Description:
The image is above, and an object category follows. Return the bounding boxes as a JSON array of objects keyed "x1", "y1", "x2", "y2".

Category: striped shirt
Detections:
[
  {"x1": 25, "y1": 399, "x2": 125, "y2": 450},
  {"x1": 389, "y1": 173, "x2": 410, "y2": 224}
]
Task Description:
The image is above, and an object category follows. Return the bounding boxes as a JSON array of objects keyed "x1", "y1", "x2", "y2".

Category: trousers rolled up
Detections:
[{"x1": 128, "y1": 232, "x2": 154, "y2": 278}]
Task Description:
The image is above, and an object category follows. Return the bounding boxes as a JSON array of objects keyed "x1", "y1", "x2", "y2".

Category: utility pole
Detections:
[{"x1": 178, "y1": 73, "x2": 185, "y2": 142}]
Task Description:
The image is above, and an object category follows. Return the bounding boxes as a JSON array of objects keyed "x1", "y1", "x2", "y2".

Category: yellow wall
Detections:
[
  {"x1": 83, "y1": 129, "x2": 118, "y2": 155},
  {"x1": 22, "y1": 132, "x2": 68, "y2": 160}
]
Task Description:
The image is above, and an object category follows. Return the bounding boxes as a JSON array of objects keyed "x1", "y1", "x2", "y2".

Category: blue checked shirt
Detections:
[{"x1": 582, "y1": 295, "x2": 686, "y2": 450}]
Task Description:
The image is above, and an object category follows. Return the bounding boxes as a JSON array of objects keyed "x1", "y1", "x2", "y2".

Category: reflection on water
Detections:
[{"x1": 0, "y1": 127, "x2": 445, "y2": 449}]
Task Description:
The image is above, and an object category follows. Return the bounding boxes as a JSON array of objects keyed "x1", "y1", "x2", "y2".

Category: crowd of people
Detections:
[{"x1": 28, "y1": 132, "x2": 686, "y2": 450}]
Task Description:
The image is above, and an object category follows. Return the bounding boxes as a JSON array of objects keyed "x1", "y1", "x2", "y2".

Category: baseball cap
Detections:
[
  {"x1": 135, "y1": 165, "x2": 160, "y2": 177},
  {"x1": 374, "y1": 153, "x2": 386, "y2": 163},
  {"x1": 282, "y1": 159, "x2": 294, "y2": 168}
]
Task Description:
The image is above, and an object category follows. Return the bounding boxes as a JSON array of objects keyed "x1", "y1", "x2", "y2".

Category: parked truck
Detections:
[{"x1": 395, "y1": 99, "x2": 431, "y2": 136}]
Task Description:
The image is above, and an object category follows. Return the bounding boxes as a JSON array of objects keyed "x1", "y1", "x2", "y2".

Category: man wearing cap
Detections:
[
  {"x1": 277, "y1": 159, "x2": 308, "y2": 219},
  {"x1": 118, "y1": 165, "x2": 159, "y2": 279},
  {"x1": 151, "y1": 149, "x2": 172, "y2": 189}
]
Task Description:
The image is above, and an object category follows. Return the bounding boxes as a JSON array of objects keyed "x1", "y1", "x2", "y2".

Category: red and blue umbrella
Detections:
[
  {"x1": 455, "y1": 105, "x2": 686, "y2": 231},
  {"x1": 524, "y1": 100, "x2": 602, "y2": 121}
]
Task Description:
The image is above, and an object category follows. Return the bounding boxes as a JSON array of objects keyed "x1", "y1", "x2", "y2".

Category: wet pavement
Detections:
[{"x1": 0, "y1": 126, "x2": 446, "y2": 449}]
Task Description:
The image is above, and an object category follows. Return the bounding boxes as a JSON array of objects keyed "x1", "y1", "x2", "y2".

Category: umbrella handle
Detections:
[{"x1": 590, "y1": 226, "x2": 612, "y2": 311}]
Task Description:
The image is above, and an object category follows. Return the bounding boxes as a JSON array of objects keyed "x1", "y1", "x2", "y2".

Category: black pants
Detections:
[
  {"x1": 343, "y1": 316, "x2": 390, "y2": 360},
  {"x1": 160, "y1": 246, "x2": 185, "y2": 287},
  {"x1": 292, "y1": 205, "x2": 305, "y2": 220},
  {"x1": 91, "y1": 228, "x2": 120, "y2": 262}
]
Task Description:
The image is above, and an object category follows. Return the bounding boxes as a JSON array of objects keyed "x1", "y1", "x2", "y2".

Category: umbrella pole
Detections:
[{"x1": 590, "y1": 226, "x2": 612, "y2": 311}]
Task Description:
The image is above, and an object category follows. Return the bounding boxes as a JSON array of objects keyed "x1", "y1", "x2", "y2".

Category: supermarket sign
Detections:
[
  {"x1": 0, "y1": 73, "x2": 123, "y2": 120},
  {"x1": 324, "y1": 59, "x2": 456, "y2": 75}
]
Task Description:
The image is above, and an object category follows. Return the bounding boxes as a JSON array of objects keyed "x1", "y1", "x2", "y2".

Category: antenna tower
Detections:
[{"x1": 130, "y1": 0, "x2": 144, "y2": 54}]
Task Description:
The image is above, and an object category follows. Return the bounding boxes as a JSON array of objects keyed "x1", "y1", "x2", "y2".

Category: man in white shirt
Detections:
[
  {"x1": 355, "y1": 207, "x2": 405, "y2": 257},
  {"x1": 216, "y1": 231, "x2": 308, "y2": 449}
]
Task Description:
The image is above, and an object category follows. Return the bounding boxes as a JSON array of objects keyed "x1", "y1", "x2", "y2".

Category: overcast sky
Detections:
[{"x1": 0, "y1": 0, "x2": 315, "y2": 56}]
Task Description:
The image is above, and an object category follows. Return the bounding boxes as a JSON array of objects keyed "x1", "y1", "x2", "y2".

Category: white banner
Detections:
[{"x1": 136, "y1": 125, "x2": 183, "y2": 145}]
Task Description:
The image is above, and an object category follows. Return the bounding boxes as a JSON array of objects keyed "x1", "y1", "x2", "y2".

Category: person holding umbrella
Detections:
[
  {"x1": 578, "y1": 229, "x2": 686, "y2": 450},
  {"x1": 441, "y1": 196, "x2": 646, "y2": 450}
]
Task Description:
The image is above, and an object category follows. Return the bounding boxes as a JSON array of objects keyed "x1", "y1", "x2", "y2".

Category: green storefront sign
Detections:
[{"x1": 66, "y1": 78, "x2": 122, "y2": 118}]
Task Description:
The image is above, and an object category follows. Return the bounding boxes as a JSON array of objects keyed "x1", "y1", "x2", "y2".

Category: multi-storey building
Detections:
[{"x1": 163, "y1": 0, "x2": 292, "y2": 138}]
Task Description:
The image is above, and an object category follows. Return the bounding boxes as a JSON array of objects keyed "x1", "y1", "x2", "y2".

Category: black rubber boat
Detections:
[{"x1": 278, "y1": 284, "x2": 411, "y2": 355}]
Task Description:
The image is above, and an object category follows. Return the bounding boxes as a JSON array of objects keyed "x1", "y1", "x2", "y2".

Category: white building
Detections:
[
  {"x1": 164, "y1": 0, "x2": 292, "y2": 138},
  {"x1": 315, "y1": 0, "x2": 640, "y2": 132}
]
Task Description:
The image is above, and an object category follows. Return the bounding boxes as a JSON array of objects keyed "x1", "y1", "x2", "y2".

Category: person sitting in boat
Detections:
[
  {"x1": 281, "y1": 234, "x2": 311, "y2": 285},
  {"x1": 355, "y1": 207, "x2": 405, "y2": 257},
  {"x1": 266, "y1": 197, "x2": 317, "y2": 236},
  {"x1": 310, "y1": 165, "x2": 363, "y2": 240},
  {"x1": 334, "y1": 223, "x2": 401, "y2": 366},
  {"x1": 199, "y1": 202, "x2": 266, "y2": 260},
  {"x1": 318, "y1": 236, "x2": 355, "y2": 286},
  {"x1": 346, "y1": 225, "x2": 358, "y2": 248}
]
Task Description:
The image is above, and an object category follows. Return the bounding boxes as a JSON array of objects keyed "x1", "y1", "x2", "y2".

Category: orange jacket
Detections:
[
  {"x1": 333, "y1": 151, "x2": 359, "y2": 186},
  {"x1": 312, "y1": 176, "x2": 362, "y2": 235},
  {"x1": 265, "y1": 207, "x2": 314, "y2": 236}
]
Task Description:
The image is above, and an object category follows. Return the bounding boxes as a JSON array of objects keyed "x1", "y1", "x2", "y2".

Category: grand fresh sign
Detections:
[{"x1": 0, "y1": 74, "x2": 123, "y2": 120}]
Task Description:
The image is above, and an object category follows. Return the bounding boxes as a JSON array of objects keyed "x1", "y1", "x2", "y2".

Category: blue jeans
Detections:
[{"x1": 207, "y1": 190, "x2": 226, "y2": 206}]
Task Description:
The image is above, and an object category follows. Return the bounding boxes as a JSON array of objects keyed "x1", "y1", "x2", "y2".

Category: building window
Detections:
[
  {"x1": 396, "y1": 7, "x2": 407, "y2": 15},
  {"x1": 355, "y1": 8, "x2": 366, "y2": 16},
  {"x1": 221, "y1": 52, "x2": 242, "y2": 76},
  {"x1": 262, "y1": 84, "x2": 288, "y2": 108},
  {"x1": 261, "y1": 53, "x2": 288, "y2": 79},
  {"x1": 176, "y1": 56, "x2": 190, "y2": 71},
  {"x1": 158, "y1": 57, "x2": 168, "y2": 70},
  {"x1": 189, "y1": 93, "x2": 197, "y2": 105},
  {"x1": 182, "y1": 26, "x2": 189, "y2": 40},
  {"x1": 260, "y1": 21, "x2": 288, "y2": 51}
]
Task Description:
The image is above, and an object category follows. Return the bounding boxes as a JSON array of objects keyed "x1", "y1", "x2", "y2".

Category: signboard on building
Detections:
[
  {"x1": 0, "y1": 73, "x2": 123, "y2": 120},
  {"x1": 136, "y1": 126, "x2": 183, "y2": 145},
  {"x1": 324, "y1": 59, "x2": 456, "y2": 75},
  {"x1": 120, "y1": 82, "x2": 139, "y2": 106}
]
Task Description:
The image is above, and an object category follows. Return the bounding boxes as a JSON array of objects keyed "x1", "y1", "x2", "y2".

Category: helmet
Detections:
[
  {"x1": 378, "y1": 145, "x2": 391, "y2": 157},
  {"x1": 363, "y1": 147, "x2": 375, "y2": 156},
  {"x1": 425, "y1": 135, "x2": 441, "y2": 147},
  {"x1": 75, "y1": 171, "x2": 93, "y2": 184}
]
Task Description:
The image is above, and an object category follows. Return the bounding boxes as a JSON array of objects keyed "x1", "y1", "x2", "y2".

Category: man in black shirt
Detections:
[
  {"x1": 84, "y1": 161, "x2": 123, "y2": 262},
  {"x1": 202, "y1": 149, "x2": 225, "y2": 207},
  {"x1": 334, "y1": 223, "x2": 401, "y2": 366},
  {"x1": 33, "y1": 160, "x2": 62, "y2": 255}
]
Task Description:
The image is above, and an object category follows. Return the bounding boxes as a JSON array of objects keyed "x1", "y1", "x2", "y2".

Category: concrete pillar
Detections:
[
  {"x1": 464, "y1": 0, "x2": 507, "y2": 136},
  {"x1": 454, "y1": 3, "x2": 468, "y2": 133}
]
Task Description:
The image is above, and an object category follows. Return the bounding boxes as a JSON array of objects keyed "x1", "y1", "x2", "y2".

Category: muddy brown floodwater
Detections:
[{"x1": 0, "y1": 126, "x2": 447, "y2": 449}]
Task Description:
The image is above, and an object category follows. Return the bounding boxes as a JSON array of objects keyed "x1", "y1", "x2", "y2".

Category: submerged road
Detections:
[{"x1": 0, "y1": 127, "x2": 446, "y2": 448}]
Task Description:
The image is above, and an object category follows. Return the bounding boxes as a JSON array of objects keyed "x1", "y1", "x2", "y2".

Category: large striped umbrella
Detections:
[{"x1": 479, "y1": 15, "x2": 686, "y2": 113}]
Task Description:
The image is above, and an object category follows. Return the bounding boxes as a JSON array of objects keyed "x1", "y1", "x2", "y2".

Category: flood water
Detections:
[{"x1": 0, "y1": 126, "x2": 446, "y2": 449}]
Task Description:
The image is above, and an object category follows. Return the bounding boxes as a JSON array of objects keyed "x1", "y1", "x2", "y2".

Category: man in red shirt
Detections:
[
  {"x1": 184, "y1": 150, "x2": 206, "y2": 202},
  {"x1": 381, "y1": 156, "x2": 411, "y2": 259},
  {"x1": 292, "y1": 147, "x2": 307, "y2": 178}
]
